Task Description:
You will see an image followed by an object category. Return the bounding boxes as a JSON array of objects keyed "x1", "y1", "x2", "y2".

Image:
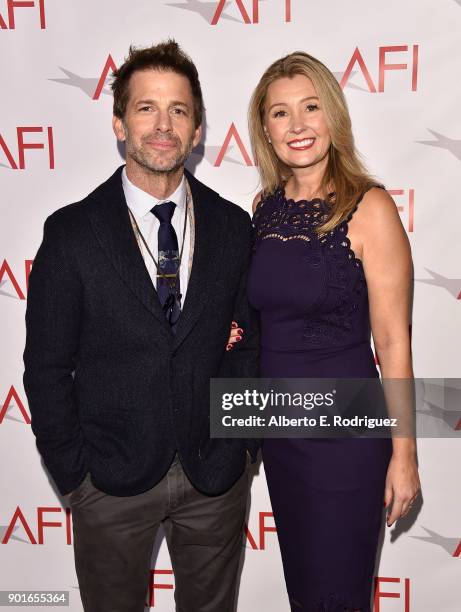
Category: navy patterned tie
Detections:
[{"x1": 151, "y1": 201, "x2": 181, "y2": 331}]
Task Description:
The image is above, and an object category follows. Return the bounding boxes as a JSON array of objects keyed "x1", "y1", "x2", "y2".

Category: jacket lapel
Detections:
[
  {"x1": 173, "y1": 170, "x2": 227, "y2": 350},
  {"x1": 86, "y1": 167, "x2": 171, "y2": 337},
  {"x1": 85, "y1": 166, "x2": 227, "y2": 347}
]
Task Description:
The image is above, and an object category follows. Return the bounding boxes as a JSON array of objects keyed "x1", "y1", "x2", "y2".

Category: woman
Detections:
[{"x1": 228, "y1": 52, "x2": 420, "y2": 611}]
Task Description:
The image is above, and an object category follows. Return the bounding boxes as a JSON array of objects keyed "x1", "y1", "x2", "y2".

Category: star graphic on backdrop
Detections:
[
  {"x1": 416, "y1": 130, "x2": 461, "y2": 162},
  {"x1": 416, "y1": 269, "x2": 461, "y2": 300},
  {"x1": 411, "y1": 527, "x2": 460, "y2": 557},
  {"x1": 332, "y1": 70, "x2": 369, "y2": 92},
  {"x1": 421, "y1": 400, "x2": 461, "y2": 430},
  {"x1": 49, "y1": 67, "x2": 112, "y2": 99},
  {"x1": 165, "y1": 0, "x2": 241, "y2": 23},
  {"x1": 0, "y1": 525, "x2": 30, "y2": 545},
  {"x1": 0, "y1": 280, "x2": 20, "y2": 300},
  {"x1": 188, "y1": 144, "x2": 247, "y2": 167},
  {"x1": 2, "y1": 402, "x2": 28, "y2": 425},
  {"x1": 416, "y1": 379, "x2": 461, "y2": 430}
]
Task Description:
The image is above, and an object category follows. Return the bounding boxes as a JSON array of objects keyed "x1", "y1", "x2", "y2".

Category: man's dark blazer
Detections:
[{"x1": 23, "y1": 166, "x2": 260, "y2": 497}]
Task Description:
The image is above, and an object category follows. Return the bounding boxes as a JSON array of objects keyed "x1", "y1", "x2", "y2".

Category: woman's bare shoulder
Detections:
[
  {"x1": 358, "y1": 187, "x2": 399, "y2": 221},
  {"x1": 356, "y1": 187, "x2": 410, "y2": 256}
]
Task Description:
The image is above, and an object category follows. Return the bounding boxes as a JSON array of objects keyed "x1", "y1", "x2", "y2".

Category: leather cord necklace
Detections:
[{"x1": 127, "y1": 194, "x2": 188, "y2": 288}]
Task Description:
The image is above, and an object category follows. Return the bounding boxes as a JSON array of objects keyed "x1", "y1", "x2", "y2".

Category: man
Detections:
[{"x1": 23, "y1": 40, "x2": 259, "y2": 612}]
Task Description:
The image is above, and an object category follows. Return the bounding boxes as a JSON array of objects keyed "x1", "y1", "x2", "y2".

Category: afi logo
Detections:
[
  {"x1": 0, "y1": 386, "x2": 31, "y2": 424},
  {"x1": 374, "y1": 577, "x2": 410, "y2": 611},
  {"x1": 1, "y1": 507, "x2": 72, "y2": 545},
  {"x1": 211, "y1": 0, "x2": 291, "y2": 24},
  {"x1": 340, "y1": 45, "x2": 419, "y2": 92},
  {"x1": 93, "y1": 54, "x2": 117, "y2": 100},
  {"x1": 0, "y1": 259, "x2": 33, "y2": 300},
  {"x1": 244, "y1": 511, "x2": 277, "y2": 549},
  {"x1": 0, "y1": 127, "x2": 54, "y2": 169},
  {"x1": 189, "y1": 123, "x2": 255, "y2": 167},
  {"x1": 388, "y1": 189, "x2": 415, "y2": 233},
  {"x1": 214, "y1": 123, "x2": 254, "y2": 166},
  {"x1": 147, "y1": 569, "x2": 174, "y2": 608},
  {"x1": 52, "y1": 54, "x2": 116, "y2": 101},
  {"x1": 0, "y1": 0, "x2": 46, "y2": 29},
  {"x1": 166, "y1": 1, "x2": 292, "y2": 25}
]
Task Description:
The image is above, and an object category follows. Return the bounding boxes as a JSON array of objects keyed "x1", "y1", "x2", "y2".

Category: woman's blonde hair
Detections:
[{"x1": 248, "y1": 51, "x2": 379, "y2": 232}]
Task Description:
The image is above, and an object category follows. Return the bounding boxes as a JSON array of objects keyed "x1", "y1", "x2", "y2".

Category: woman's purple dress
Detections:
[{"x1": 247, "y1": 187, "x2": 392, "y2": 611}]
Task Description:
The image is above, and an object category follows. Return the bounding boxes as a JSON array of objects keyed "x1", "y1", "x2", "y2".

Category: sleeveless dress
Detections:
[{"x1": 247, "y1": 187, "x2": 392, "y2": 611}]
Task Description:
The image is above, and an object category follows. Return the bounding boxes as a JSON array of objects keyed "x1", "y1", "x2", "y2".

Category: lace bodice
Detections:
[{"x1": 247, "y1": 187, "x2": 373, "y2": 353}]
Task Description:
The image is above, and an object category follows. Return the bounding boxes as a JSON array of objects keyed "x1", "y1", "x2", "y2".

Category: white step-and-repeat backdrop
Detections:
[{"x1": 1, "y1": 1, "x2": 460, "y2": 610}]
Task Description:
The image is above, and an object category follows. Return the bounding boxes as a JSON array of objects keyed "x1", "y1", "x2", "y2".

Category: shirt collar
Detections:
[{"x1": 122, "y1": 166, "x2": 187, "y2": 218}]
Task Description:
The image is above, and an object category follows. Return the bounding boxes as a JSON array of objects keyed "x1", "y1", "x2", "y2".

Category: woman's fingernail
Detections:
[
  {"x1": 237, "y1": 328, "x2": 243, "y2": 334},
  {"x1": 236, "y1": 336, "x2": 242, "y2": 341},
  {"x1": 231, "y1": 322, "x2": 238, "y2": 328}
]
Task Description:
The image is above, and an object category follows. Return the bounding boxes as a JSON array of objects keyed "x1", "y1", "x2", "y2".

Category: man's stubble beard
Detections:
[{"x1": 125, "y1": 132, "x2": 195, "y2": 176}]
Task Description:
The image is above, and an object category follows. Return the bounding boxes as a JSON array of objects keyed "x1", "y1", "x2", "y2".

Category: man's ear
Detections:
[
  {"x1": 192, "y1": 124, "x2": 202, "y2": 149},
  {"x1": 112, "y1": 115, "x2": 126, "y2": 142}
]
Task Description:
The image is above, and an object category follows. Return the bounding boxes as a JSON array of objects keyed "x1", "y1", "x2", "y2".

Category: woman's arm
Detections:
[
  {"x1": 226, "y1": 191, "x2": 263, "y2": 351},
  {"x1": 350, "y1": 187, "x2": 421, "y2": 526}
]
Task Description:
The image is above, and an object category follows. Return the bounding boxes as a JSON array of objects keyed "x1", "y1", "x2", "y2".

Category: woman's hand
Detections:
[
  {"x1": 226, "y1": 321, "x2": 244, "y2": 351},
  {"x1": 384, "y1": 452, "x2": 421, "y2": 527}
]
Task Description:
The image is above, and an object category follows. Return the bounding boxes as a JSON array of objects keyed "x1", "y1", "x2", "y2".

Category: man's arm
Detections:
[
  {"x1": 23, "y1": 212, "x2": 88, "y2": 495},
  {"x1": 219, "y1": 214, "x2": 261, "y2": 461}
]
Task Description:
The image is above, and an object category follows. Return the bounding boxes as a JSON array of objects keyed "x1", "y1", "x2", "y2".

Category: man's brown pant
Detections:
[{"x1": 69, "y1": 456, "x2": 249, "y2": 612}]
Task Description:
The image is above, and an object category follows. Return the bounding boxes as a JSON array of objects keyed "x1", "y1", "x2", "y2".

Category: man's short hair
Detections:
[{"x1": 112, "y1": 40, "x2": 204, "y2": 128}]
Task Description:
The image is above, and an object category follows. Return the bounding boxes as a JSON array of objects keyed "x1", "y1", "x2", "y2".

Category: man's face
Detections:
[{"x1": 113, "y1": 69, "x2": 201, "y2": 174}]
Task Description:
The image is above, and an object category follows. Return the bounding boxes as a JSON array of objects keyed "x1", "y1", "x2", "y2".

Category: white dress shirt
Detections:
[{"x1": 122, "y1": 167, "x2": 192, "y2": 303}]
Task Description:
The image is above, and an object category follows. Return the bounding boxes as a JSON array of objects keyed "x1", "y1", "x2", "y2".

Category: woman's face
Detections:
[{"x1": 263, "y1": 74, "x2": 331, "y2": 171}]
